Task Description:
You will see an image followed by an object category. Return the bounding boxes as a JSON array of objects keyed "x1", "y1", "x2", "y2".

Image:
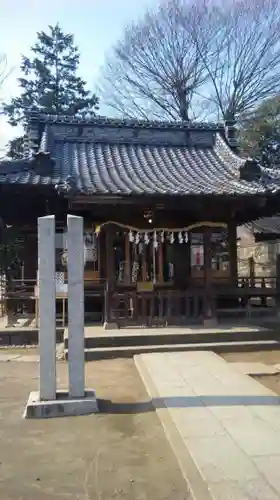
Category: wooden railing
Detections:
[
  {"x1": 1, "y1": 278, "x2": 107, "y2": 324},
  {"x1": 109, "y1": 290, "x2": 203, "y2": 327},
  {"x1": 109, "y1": 279, "x2": 279, "y2": 327},
  {"x1": 1, "y1": 278, "x2": 37, "y2": 316},
  {"x1": 237, "y1": 276, "x2": 276, "y2": 289},
  {"x1": 1, "y1": 276, "x2": 279, "y2": 326}
]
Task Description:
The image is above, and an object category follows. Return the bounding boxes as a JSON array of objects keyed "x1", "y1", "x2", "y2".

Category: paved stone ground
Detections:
[
  {"x1": 135, "y1": 351, "x2": 280, "y2": 499},
  {"x1": 0, "y1": 358, "x2": 188, "y2": 500}
]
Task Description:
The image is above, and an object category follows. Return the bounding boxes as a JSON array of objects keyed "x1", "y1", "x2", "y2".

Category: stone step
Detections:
[
  {"x1": 65, "y1": 340, "x2": 280, "y2": 361},
  {"x1": 0, "y1": 328, "x2": 64, "y2": 346},
  {"x1": 64, "y1": 326, "x2": 278, "y2": 349}
]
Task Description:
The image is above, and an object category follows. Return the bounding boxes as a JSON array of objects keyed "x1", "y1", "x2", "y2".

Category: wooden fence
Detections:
[{"x1": 1, "y1": 275, "x2": 279, "y2": 327}]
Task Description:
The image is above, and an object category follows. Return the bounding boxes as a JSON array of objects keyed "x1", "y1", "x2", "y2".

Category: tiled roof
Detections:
[
  {"x1": 1, "y1": 113, "x2": 280, "y2": 196},
  {"x1": 245, "y1": 214, "x2": 280, "y2": 235}
]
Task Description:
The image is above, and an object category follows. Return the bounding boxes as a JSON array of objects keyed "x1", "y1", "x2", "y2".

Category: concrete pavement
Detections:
[{"x1": 135, "y1": 351, "x2": 280, "y2": 499}]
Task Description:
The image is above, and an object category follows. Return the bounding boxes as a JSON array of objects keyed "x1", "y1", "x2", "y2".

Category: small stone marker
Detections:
[{"x1": 23, "y1": 214, "x2": 98, "y2": 418}]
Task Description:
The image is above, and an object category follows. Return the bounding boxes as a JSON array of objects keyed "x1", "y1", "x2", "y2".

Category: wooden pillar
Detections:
[
  {"x1": 203, "y1": 227, "x2": 217, "y2": 325},
  {"x1": 104, "y1": 224, "x2": 117, "y2": 329},
  {"x1": 228, "y1": 222, "x2": 239, "y2": 308},
  {"x1": 93, "y1": 223, "x2": 101, "y2": 276},
  {"x1": 248, "y1": 256, "x2": 255, "y2": 287},
  {"x1": 228, "y1": 222, "x2": 238, "y2": 284},
  {"x1": 21, "y1": 232, "x2": 37, "y2": 280},
  {"x1": 124, "y1": 232, "x2": 130, "y2": 284},
  {"x1": 158, "y1": 241, "x2": 164, "y2": 283},
  {"x1": 142, "y1": 245, "x2": 147, "y2": 281}
]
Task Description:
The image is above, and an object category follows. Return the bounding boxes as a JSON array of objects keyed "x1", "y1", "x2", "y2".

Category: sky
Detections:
[{"x1": 0, "y1": 0, "x2": 158, "y2": 155}]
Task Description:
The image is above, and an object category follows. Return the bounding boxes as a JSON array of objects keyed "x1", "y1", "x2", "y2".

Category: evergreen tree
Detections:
[
  {"x1": 240, "y1": 96, "x2": 280, "y2": 169},
  {"x1": 4, "y1": 24, "x2": 99, "y2": 158}
]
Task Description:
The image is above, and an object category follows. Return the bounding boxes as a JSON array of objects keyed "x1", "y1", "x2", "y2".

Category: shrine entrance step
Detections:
[
  {"x1": 66, "y1": 340, "x2": 280, "y2": 361},
  {"x1": 63, "y1": 325, "x2": 280, "y2": 360}
]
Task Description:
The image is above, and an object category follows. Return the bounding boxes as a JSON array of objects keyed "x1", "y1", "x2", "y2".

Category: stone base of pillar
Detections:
[
  {"x1": 23, "y1": 389, "x2": 98, "y2": 419},
  {"x1": 203, "y1": 317, "x2": 218, "y2": 327},
  {"x1": 103, "y1": 321, "x2": 119, "y2": 330}
]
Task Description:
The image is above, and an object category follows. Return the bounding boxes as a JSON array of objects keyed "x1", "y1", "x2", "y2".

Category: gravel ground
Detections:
[
  {"x1": 0, "y1": 357, "x2": 189, "y2": 500},
  {"x1": 223, "y1": 350, "x2": 280, "y2": 396}
]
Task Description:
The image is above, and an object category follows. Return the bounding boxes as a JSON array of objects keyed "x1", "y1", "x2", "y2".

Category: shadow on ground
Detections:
[{"x1": 98, "y1": 394, "x2": 280, "y2": 414}]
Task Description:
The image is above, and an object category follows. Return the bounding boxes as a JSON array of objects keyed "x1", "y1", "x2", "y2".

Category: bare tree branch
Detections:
[
  {"x1": 98, "y1": 0, "x2": 210, "y2": 121},
  {"x1": 0, "y1": 54, "x2": 13, "y2": 159},
  {"x1": 0, "y1": 54, "x2": 11, "y2": 114},
  {"x1": 0, "y1": 54, "x2": 8, "y2": 89},
  {"x1": 190, "y1": 0, "x2": 280, "y2": 120},
  {"x1": 98, "y1": 0, "x2": 280, "y2": 123}
]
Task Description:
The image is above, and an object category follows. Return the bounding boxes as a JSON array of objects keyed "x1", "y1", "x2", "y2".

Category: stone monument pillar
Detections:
[
  {"x1": 67, "y1": 215, "x2": 85, "y2": 398},
  {"x1": 38, "y1": 215, "x2": 56, "y2": 400},
  {"x1": 23, "y1": 214, "x2": 98, "y2": 418}
]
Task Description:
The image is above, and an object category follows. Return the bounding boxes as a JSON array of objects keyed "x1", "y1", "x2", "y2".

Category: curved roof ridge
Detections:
[
  {"x1": 244, "y1": 213, "x2": 280, "y2": 235},
  {"x1": 215, "y1": 132, "x2": 245, "y2": 163},
  {"x1": 29, "y1": 111, "x2": 226, "y2": 132}
]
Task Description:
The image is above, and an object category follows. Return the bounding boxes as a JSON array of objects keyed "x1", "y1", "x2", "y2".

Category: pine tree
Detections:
[{"x1": 4, "y1": 24, "x2": 99, "y2": 158}]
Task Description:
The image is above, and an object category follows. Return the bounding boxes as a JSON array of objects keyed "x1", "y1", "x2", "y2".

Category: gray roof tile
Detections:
[
  {"x1": 245, "y1": 214, "x2": 280, "y2": 235},
  {"x1": 1, "y1": 113, "x2": 280, "y2": 196}
]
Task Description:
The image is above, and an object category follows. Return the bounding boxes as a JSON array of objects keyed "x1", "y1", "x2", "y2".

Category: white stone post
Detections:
[
  {"x1": 38, "y1": 215, "x2": 56, "y2": 401},
  {"x1": 23, "y1": 214, "x2": 97, "y2": 418},
  {"x1": 67, "y1": 215, "x2": 85, "y2": 398}
]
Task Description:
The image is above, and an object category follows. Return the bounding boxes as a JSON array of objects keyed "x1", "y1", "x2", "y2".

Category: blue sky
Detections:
[{"x1": 0, "y1": 0, "x2": 157, "y2": 154}]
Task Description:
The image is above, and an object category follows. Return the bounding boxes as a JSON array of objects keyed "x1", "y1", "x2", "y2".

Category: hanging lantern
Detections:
[
  {"x1": 153, "y1": 231, "x2": 158, "y2": 249},
  {"x1": 129, "y1": 230, "x2": 134, "y2": 243},
  {"x1": 178, "y1": 231, "x2": 183, "y2": 244},
  {"x1": 144, "y1": 232, "x2": 149, "y2": 245},
  {"x1": 135, "y1": 232, "x2": 140, "y2": 245},
  {"x1": 84, "y1": 231, "x2": 97, "y2": 264},
  {"x1": 161, "y1": 231, "x2": 165, "y2": 243},
  {"x1": 184, "y1": 231, "x2": 188, "y2": 243},
  {"x1": 170, "y1": 232, "x2": 175, "y2": 244}
]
